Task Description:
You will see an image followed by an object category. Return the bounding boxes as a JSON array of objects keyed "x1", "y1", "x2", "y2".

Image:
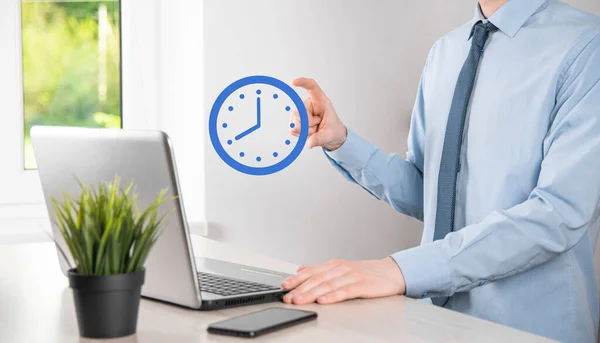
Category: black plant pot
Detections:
[{"x1": 68, "y1": 269, "x2": 145, "y2": 339}]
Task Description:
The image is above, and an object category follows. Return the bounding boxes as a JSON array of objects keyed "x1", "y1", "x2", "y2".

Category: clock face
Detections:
[{"x1": 209, "y1": 76, "x2": 309, "y2": 176}]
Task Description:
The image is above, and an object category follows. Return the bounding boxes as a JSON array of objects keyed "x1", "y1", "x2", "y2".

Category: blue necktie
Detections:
[{"x1": 432, "y1": 21, "x2": 498, "y2": 307}]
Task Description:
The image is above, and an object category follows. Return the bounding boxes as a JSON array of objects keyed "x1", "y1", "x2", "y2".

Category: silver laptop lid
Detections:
[{"x1": 31, "y1": 126, "x2": 202, "y2": 309}]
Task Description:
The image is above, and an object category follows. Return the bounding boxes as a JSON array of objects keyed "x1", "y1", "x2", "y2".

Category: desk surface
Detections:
[{"x1": 0, "y1": 236, "x2": 553, "y2": 343}]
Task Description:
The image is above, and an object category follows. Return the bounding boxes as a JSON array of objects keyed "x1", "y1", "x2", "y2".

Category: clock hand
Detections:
[
  {"x1": 234, "y1": 96, "x2": 262, "y2": 141},
  {"x1": 235, "y1": 124, "x2": 259, "y2": 141},
  {"x1": 256, "y1": 96, "x2": 261, "y2": 129}
]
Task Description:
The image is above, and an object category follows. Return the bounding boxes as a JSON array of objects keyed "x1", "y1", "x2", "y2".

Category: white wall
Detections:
[{"x1": 201, "y1": 0, "x2": 600, "y2": 265}]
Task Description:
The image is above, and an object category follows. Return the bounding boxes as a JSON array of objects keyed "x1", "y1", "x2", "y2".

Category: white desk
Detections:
[{"x1": 0, "y1": 236, "x2": 554, "y2": 343}]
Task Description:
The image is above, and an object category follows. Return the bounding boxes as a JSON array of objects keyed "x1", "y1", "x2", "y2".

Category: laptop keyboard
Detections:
[{"x1": 198, "y1": 272, "x2": 280, "y2": 297}]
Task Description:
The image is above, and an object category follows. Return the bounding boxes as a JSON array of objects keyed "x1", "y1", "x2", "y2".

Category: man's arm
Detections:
[{"x1": 290, "y1": 69, "x2": 428, "y2": 221}]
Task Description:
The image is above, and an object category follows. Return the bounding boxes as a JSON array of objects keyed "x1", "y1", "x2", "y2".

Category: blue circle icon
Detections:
[{"x1": 209, "y1": 75, "x2": 309, "y2": 176}]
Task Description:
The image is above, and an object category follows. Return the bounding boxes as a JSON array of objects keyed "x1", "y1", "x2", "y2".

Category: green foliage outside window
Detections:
[{"x1": 22, "y1": 1, "x2": 121, "y2": 169}]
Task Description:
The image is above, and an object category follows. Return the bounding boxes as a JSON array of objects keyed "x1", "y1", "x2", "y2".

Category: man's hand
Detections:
[
  {"x1": 290, "y1": 78, "x2": 348, "y2": 151},
  {"x1": 281, "y1": 258, "x2": 406, "y2": 305}
]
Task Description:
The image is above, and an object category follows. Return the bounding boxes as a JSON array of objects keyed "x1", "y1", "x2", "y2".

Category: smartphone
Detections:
[{"x1": 207, "y1": 307, "x2": 317, "y2": 338}]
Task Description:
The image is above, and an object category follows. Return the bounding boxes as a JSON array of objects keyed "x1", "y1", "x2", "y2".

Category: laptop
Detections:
[{"x1": 31, "y1": 126, "x2": 290, "y2": 310}]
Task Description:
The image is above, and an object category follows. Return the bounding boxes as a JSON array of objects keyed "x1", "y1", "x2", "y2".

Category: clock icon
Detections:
[{"x1": 209, "y1": 75, "x2": 309, "y2": 176}]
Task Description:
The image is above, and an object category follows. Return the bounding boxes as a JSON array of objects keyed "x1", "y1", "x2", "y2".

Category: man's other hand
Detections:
[{"x1": 281, "y1": 258, "x2": 406, "y2": 305}]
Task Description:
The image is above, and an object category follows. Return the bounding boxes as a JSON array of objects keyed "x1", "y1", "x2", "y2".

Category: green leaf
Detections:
[{"x1": 52, "y1": 176, "x2": 175, "y2": 276}]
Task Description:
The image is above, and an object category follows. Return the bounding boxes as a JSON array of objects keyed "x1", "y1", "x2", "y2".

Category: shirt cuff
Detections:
[
  {"x1": 391, "y1": 242, "x2": 453, "y2": 299},
  {"x1": 324, "y1": 129, "x2": 377, "y2": 171}
]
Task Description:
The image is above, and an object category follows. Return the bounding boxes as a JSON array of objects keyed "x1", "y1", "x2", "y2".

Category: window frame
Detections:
[{"x1": 0, "y1": 0, "x2": 42, "y2": 207}]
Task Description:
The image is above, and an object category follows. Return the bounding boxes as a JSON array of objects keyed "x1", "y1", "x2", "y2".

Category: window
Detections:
[
  {"x1": 0, "y1": 0, "x2": 126, "y2": 240},
  {"x1": 1, "y1": 0, "x2": 161, "y2": 209},
  {"x1": 0, "y1": 0, "x2": 204, "y2": 240},
  {"x1": 21, "y1": 0, "x2": 122, "y2": 169}
]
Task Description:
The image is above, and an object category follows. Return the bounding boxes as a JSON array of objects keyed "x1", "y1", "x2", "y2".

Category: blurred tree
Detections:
[{"x1": 21, "y1": 1, "x2": 121, "y2": 168}]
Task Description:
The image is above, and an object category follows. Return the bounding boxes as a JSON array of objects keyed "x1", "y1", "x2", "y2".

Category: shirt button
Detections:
[
  {"x1": 479, "y1": 281, "x2": 486, "y2": 287},
  {"x1": 421, "y1": 292, "x2": 428, "y2": 298}
]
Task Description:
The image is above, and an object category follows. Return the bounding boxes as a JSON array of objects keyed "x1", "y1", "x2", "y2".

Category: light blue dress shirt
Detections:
[{"x1": 325, "y1": 1, "x2": 600, "y2": 342}]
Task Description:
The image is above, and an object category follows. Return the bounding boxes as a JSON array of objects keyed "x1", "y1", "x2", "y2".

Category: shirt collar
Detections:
[{"x1": 471, "y1": 0, "x2": 548, "y2": 38}]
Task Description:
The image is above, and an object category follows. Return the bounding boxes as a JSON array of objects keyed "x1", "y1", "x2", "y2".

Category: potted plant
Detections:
[{"x1": 51, "y1": 176, "x2": 173, "y2": 339}]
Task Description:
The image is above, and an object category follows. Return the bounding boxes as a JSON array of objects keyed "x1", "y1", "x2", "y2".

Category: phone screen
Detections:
[{"x1": 208, "y1": 308, "x2": 317, "y2": 337}]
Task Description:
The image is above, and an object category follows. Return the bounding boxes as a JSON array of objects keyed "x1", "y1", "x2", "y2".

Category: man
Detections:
[{"x1": 282, "y1": 1, "x2": 600, "y2": 342}]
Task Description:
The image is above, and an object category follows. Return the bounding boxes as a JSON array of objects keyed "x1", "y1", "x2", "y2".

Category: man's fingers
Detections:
[
  {"x1": 306, "y1": 133, "x2": 322, "y2": 149},
  {"x1": 309, "y1": 114, "x2": 322, "y2": 126},
  {"x1": 317, "y1": 284, "x2": 362, "y2": 305},
  {"x1": 296, "y1": 110, "x2": 322, "y2": 127},
  {"x1": 290, "y1": 125, "x2": 318, "y2": 138},
  {"x1": 281, "y1": 260, "x2": 341, "y2": 291},
  {"x1": 291, "y1": 114, "x2": 300, "y2": 131},
  {"x1": 289, "y1": 117, "x2": 321, "y2": 133},
  {"x1": 288, "y1": 98, "x2": 321, "y2": 137},
  {"x1": 290, "y1": 112, "x2": 320, "y2": 137},
  {"x1": 291, "y1": 270, "x2": 356, "y2": 305},
  {"x1": 293, "y1": 78, "x2": 323, "y2": 92},
  {"x1": 293, "y1": 78, "x2": 327, "y2": 102},
  {"x1": 289, "y1": 98, "x2": 309, "y2": 126},
  {"x1": 291, "y1": 110, "x2": 300, "y2": 124},
  {"x1": 303, "y1": 97, "x2": 314, "y2": 117},
  {"x1": 290, "y1": 265, "x2": 351, "y2": 297},
  {"x1": 283, "y1": 263, "x2": 349, "y2": 304},
  {"x1": 290, "y1": 102, "x2": 321, "y2": 125}
]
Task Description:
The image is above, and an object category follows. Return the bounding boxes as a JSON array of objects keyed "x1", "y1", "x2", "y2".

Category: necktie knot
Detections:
[{"x1": 470, "y1": 21, "x2": 497, "y2": 50}]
